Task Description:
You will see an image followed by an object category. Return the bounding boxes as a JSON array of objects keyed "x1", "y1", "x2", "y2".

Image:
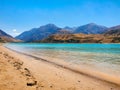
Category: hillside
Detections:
[
  {"x1": 104, "y1": 25, "x2": 120, "y2": 36},
  {"x1": 0, "y1": 29, "x2": 20, "y2": 42},
  {"x1": 41, "y1": 33, "x2": 120, "y2": 43},
  {"x1": 105, "y1": 29, "x2": 120, "y2": 36}
]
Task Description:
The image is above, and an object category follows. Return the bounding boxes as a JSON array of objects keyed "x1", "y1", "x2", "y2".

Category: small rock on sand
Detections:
[{"x1": 27, "y1": 80, "x2": 37, "y2": 86}]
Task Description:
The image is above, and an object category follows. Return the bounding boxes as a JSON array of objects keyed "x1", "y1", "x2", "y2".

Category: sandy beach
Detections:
[{"x1": 0, "y1": 44, "x2": 120, "y2": 90}]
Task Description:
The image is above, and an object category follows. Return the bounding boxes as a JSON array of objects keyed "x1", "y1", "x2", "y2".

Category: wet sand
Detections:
[{"x1": 0, "y1": 45, "x2": 120, "y2": 90}]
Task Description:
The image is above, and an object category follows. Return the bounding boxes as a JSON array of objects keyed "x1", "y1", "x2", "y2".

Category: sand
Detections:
[{"x1": 0, "y1": 45, "x2": 120, "y2": 90}]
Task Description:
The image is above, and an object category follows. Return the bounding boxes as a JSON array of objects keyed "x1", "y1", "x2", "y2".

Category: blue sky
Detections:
[{"x1": 0, "y1": 0, "x2": 120, "y2": 37}]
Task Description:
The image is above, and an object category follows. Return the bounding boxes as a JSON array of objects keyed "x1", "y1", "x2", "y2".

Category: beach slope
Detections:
[{"x1": 0, "y1": 45, "x2": 120, "y2": 90}]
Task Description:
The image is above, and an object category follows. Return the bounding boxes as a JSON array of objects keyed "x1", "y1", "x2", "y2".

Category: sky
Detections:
[{"x1": 0, "y1": 0, "x2": 120, "y2": 37}]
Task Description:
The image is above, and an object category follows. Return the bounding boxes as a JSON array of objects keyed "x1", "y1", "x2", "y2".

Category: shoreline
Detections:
[
  {"x1": 0, "y1": 45, "x2": 37, "y2": 90},
  {"x1": 0, "y1": 45, "x2": 120, "y2": 90},
  {"x1": 5, "y1": 46, "x2": 120, "y2": 86}
]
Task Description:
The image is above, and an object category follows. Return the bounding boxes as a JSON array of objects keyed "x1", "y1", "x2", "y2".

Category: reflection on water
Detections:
[{"x1": 5, "y1": 43, "x2": 120, "y2": 74}]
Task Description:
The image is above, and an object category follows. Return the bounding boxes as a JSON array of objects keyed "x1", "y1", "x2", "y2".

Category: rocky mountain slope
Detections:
[
  {"x1": 16, "y1": 24, "x2": 61, "y2": 42},
  {"x1": 41, "y1": 33, "x2": 120, "y2": 43},
  {"x1": 0, "y1": 29, "x2": 19, "y2": 42},
  {"x1": 105, "y1": 25, "x2": 120, "y2": 36}
]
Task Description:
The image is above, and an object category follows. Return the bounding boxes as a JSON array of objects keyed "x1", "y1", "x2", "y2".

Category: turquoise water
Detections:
[
  {"x1": 5, "y1": 43, "x2": 120, "y2": 53},
  {"x1": 5, "y1": 43, "x2": 120, "y2": 74}
]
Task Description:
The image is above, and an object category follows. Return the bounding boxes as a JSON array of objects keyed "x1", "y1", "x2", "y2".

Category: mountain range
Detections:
[
  {"x1": 15, "y1": 23, "x2": 109, "y2": 42},
  {"x1": 41, "y1": 24, "x2": 120, "y2": 43},
  {"x1": 0, "y1": 23, "x2": 120, "y2": 43}
]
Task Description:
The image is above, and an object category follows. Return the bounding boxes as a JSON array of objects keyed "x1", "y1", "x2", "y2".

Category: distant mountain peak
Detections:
[
  {"x1": 74, "y1": 23, "x2": 108, "y2": 34},
  {"x1": 16, "y1": 24, "x2": 61, "y2": 42},
  {"x1": 42, "y1": 23, "x2": 57, "y2": 27},
  {"x1": 85, "y1": 23, "x2": 107, "y2": 27}
]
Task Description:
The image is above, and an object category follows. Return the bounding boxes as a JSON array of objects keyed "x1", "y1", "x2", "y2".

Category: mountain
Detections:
[
  {"x1": 105, "y1": 25, "x2": 120, "y2": 36},
  {"x1": 105, "y1": 29, "x2": 120, "y2": 36},
  {"x1": 41, "y1": 24, "x2": 120, "y2": 43},
  {"x1": 55, "y1": 29, "x2": 72, "y2": 34},
  {"x1": 0, "y1": 29, "x2": 19, "y2": 42},
  {"x1": 40, "y1": 24, "x2": 120, "y2": 43},
  {"x1": 107, "y1": 25, "x2": 120, "y2": 31},
  {"x1": 74, "y1": 23, "x2": 108, "y2": 34},
  {"x1": 0, "y1": 29, "x2": 12, "y2": 37},
  {"x1": 16, "y1": 24, "x2": 61, "y2": 42}
]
